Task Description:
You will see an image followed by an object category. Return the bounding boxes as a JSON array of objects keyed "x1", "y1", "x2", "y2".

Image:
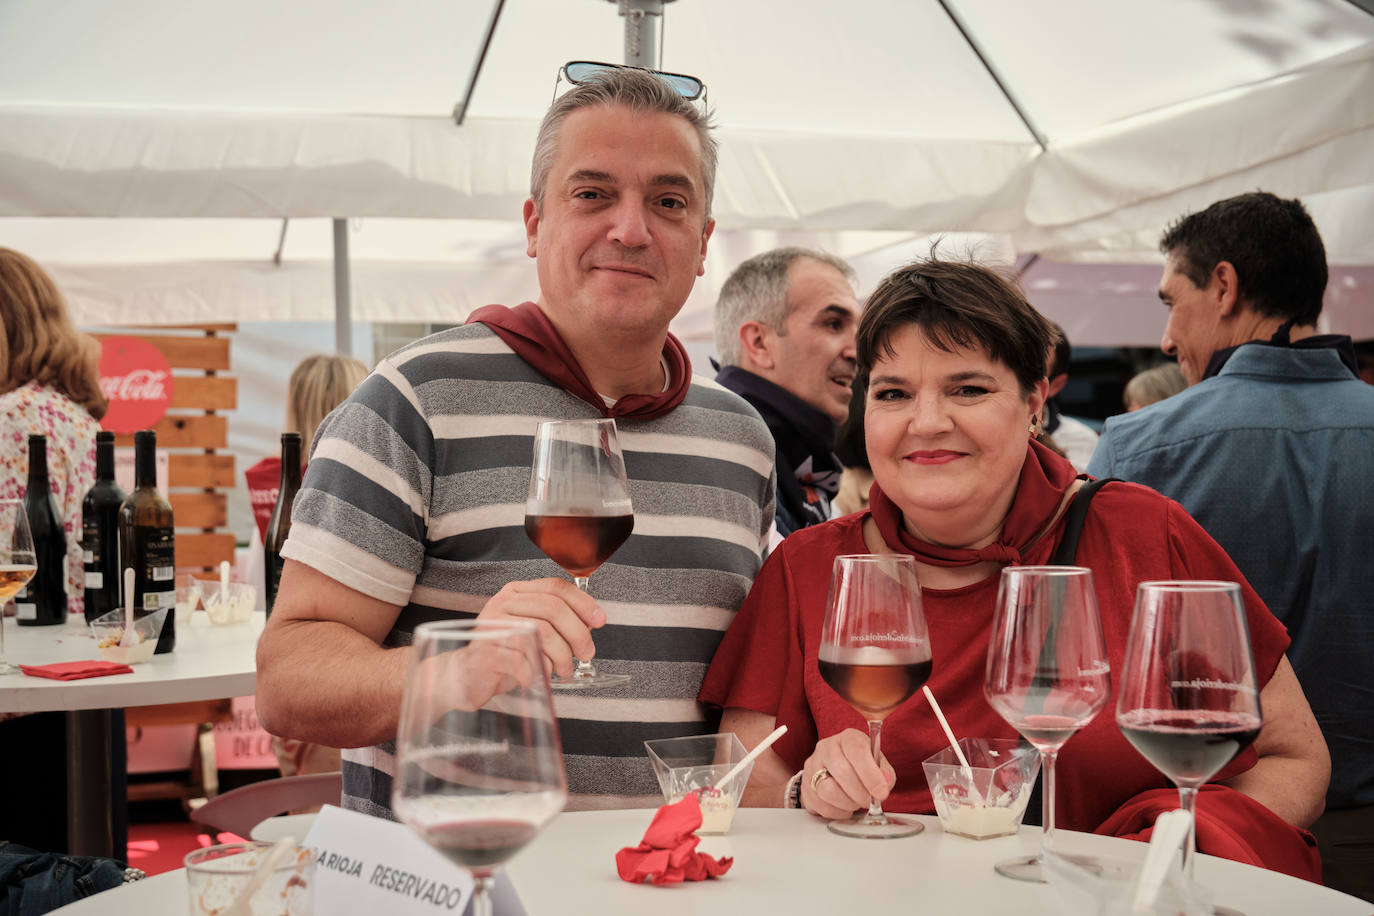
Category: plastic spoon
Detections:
[
  {"x1": 922, "y1": 685, "x2": 985, "y2": 805},
  {"x1": 1131, "y1": 809, "x2": 1192, "y2": 915},
  {"x1": 118, "y1": 567, "x2": 137, "y2": 648},
  {"x1": 713, "y1": 725, "x2": 788, "y2": 792},
  {"x1": 223, "y1": 835, "x2": 297, "y2": 916}
]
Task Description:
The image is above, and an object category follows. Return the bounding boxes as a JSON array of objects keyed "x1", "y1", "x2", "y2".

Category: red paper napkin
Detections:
[
  {"x1": 615, "y1": 794, "x2": 734, "y2": 885},
  {"x1": 19, "y1": 660, "x2": 135, "y2": 680}
]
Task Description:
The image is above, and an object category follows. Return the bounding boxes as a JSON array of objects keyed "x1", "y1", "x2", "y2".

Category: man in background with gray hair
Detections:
[{"x1": 714, "y1": 247, "x2": 860, "y2": 537}]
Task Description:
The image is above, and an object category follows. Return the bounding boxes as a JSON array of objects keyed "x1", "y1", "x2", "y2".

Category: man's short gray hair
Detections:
[
  {"x1": 530, "y1": 67, "x2": 717, "y2": 220},
  {"x1": 713, "y1": 247, "x2": 857, "y2": 367}
]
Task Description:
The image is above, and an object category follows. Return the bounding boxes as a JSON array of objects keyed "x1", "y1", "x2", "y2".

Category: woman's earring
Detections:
[{"x1": 1029, "y1": 415, "x2": 1042, "y2": 435}]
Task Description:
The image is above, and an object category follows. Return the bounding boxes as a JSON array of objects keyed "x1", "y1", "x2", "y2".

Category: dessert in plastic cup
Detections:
[
  {"x1": 202, "y1": 580, "x2": 257, "y2": 625},
  {"x1": 922, "y1": 737, "x2": 1039, "y2": 839},
  {"x1": 88, "y1": 607, "x2": 167, "y2": 665},
  {"x1": 184, "y1": 841, "x2": 315, "y2": 916},
  {"x1": 645, "y1": 733, "x2": 754, "y2": 834}
]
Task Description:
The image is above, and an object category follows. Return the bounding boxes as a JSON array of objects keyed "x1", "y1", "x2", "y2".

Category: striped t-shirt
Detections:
[{"x1": 280, "y1": 323, "x2": 776, "y2": 817}]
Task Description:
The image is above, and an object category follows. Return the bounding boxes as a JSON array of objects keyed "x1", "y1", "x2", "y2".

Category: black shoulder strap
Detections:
[{"x1": 1049, "y1": 476, "x2": 1118, "y2": 566}]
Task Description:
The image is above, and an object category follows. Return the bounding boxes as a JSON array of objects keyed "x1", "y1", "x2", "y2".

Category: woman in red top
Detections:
[{"x1": 699, "y1": 258, "x2": 1328, "y2": 876}]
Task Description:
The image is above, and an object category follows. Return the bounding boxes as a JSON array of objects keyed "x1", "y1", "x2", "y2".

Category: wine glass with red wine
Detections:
[
  {"x1": 0, "y1": 500, "x2": 37, "y2": 675},
  {"x1": 393, "y1": 619, "x2": 567, "y2": 916},
  {"x1": 817, "y1": 554, "x2": 932, "y2": 838},
  {"x1": 985, "y1": 566, "x2": 1111, "y2": 882},
  {"x1": 525, "y1": 418, "x2": 634, "y2": 689},
  {"x1": 1117, "y1": 581, "x2": 1262, "y2": 898}
]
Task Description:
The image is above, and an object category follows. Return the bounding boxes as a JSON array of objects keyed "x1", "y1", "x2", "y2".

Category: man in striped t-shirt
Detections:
[{"x1": 255, "y1": 66, "x2": 775, "y2": 816}]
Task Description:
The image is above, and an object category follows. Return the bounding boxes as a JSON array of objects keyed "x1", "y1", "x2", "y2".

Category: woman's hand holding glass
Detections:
[{"x1": 800, "y1": 729, "x2": 897, "y2": 819}]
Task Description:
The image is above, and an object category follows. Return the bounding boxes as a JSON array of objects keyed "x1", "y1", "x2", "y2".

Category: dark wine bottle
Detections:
[
  {"x1": 118, "y1": 430, "x2": 176, "y2": 653},
  {"x1": 263, "y1": 432, "x2": 302, "y2": 618},
  {"x1": 81, "y1": 430, "x2": 127, "y2": 624},
  {"x1": 17, "y1": 434, "x2": 68, "y2": 626}
]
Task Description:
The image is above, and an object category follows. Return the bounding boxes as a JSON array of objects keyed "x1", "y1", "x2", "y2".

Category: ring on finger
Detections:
[{"x1": 810, "y1": 767, "x2": 832, "y2": 791}]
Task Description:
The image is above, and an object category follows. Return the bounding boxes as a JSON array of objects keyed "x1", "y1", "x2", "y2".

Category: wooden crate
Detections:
[{"x1": 92, "y1": 326, "x2": 239, "y2": 573}]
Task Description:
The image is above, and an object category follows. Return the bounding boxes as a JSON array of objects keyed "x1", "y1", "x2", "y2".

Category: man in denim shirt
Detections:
[{"x1": 1089, "y1": 191, "x2": 1374, "y2": 901}]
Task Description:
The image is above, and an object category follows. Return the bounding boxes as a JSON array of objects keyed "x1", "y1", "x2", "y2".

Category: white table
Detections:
[
  {"x1": 50, "y1": 809, "x2": 1369, "y2": 914},
  {"x1": 0, "y1": 611, "x2": 262, "y2": 856}
]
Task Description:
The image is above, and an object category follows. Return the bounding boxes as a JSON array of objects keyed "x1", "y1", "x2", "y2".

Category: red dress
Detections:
[{"x1": 700, "y1": 482, "x2": 1290, "y2": 834}]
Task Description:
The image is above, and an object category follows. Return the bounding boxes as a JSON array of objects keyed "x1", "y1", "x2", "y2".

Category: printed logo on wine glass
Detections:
[{"x1": 1167, "y1": 678, "x2": 1257, "y2": 695}]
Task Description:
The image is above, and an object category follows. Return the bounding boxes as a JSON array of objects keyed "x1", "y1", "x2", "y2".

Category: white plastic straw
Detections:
[
  {"x1": 922, "y1": 685, "x2": 984, "y2": 803},
  {"x1": 713, "y1": 725, "x2": 788, "y2": 791},
  {"x1": 219, "y1": 559, "x2": 231, "y2": 594},
  {"x1": 119, "y1": 567, "x2": 137, "y2": 648},
  {"x1": 224, "y1": 836, "x2": 297, "y2": 916}
]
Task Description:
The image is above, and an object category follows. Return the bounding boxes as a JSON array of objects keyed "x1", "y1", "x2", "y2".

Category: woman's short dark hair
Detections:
[{"x1": 856, "y1": 258, "x2": 1053, "y2": 396}]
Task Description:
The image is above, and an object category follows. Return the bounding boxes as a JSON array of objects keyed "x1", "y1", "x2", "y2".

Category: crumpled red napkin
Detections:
[
  {"x1": 19, "y1": 660, "x2": 135, "y2": 680},
  {"x1": 615, "y1": 793, "x2": 734, "y2": 885}
]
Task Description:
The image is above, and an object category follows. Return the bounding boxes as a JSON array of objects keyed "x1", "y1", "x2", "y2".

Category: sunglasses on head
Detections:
[{"x1": 555, "y1": 60, "x2": 707, "y2": 104}]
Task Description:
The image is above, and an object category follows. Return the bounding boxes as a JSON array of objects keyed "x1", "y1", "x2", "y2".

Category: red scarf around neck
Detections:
[
  {"x1": 466, "y1": 302, "x2": 692, "y2": 422},
  {"x1": 869, "y1": 439, "x2": 1078, "y2": 567}
]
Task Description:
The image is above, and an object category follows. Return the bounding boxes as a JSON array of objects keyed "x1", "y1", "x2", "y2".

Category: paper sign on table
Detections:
[{"x1": 303, "y1": 804, "x2": 526, "y2": 916}]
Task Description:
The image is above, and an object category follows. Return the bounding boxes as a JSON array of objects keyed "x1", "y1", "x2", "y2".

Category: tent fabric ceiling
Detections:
[{"x1": 0, "y1": 0, "x2": 1371, "y2": 342}]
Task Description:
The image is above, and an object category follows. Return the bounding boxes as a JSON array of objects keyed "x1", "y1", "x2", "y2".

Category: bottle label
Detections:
[
  {"x1": 16, "y1": 602, "x2": 36, "y2": 621},
  {"x1": 136, "y1": 525, "x2": 176, "y2": 609},
  {"x1": 85, "y1": 571, "x2": 103, "y2": 589},
  {"x1": 83, "y1": 549, "x2": 94, "y2": 564}
]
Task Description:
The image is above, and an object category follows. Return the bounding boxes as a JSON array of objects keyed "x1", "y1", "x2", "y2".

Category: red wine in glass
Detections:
[
  {"x1": 424, "y1": 819, "x2": 542, "y2": 876},
  {"x1": 523, "y1": 514, "x2": 633, "y2": 580},
  {"x1": 525, "y1": 419, "x2": 634, "y2": 689},
  {"x1": 1117, "y1": 710, "x2": 1261, "y2": 785}
]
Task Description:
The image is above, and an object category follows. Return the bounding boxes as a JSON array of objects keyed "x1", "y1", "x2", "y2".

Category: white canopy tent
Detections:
[{"x1": 2, "y1": 0, "x2": 1373, "y2": 346}]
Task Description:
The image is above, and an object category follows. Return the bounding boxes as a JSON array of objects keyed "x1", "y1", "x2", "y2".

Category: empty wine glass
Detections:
[
  {"x1": 525, "y1": 418, "x2": 634, "y2": 689},
  {"x1": 393, "y1": 619, "x2": 567, "y2": 916},
  {"x1": 817, "y1": 554, "x2": 932, "y2": 838},
  {"x1": 0, "y1": 500, "x2": 37, "y2": 675},
  {"x1": 985, "y1": 566, "x2": 1111, "y2": 882},
  {"x1": 1118, "y1": 580, "x2": 1262, "y2": 909}
]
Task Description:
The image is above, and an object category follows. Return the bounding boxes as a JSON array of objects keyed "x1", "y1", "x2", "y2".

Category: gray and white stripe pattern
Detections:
[{"x1": 281, "y1": 323, "x2": 775, "y2": 815}]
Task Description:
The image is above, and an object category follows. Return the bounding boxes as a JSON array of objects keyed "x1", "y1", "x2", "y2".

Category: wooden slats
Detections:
[
  {"x1": 169, "y1": 454, "x2": 237, "y2": 489},
  {"x1": 168, "y1": 492, "x2": 227, "y2": 528},
  {"x1": 113, "y1": 415, "x2": 226, "y2": 450},
  {"x1": 169, "y1": 376, "x2": 237, "y2": 411},
  {"x1": 126, "y1": 699, "x2": 233, "y2": 728},
  {"x1": 176, "y1": 533, "x2": 237, "y2": 570},
  {"x1": 92, "y1": 333, "x2": 230, "y2": 371}
]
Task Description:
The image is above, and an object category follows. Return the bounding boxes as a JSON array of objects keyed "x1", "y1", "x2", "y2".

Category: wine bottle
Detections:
[
  {"x1": 118, "y1": 430, "x2": 176, "y2": 653},
  {"x1": 17, "y1": 434, "x2": 68, "y2": 626},
  {"x1": 81, "y1": 430, "x2": 127, "y2": 624},
  {"x1": 263, "y1": 432, "x2": 302, "y2": 618}
]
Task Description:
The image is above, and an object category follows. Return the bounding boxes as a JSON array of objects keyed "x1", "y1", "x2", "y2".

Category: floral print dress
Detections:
[{"x1": 0, "y1": 382, "x2": 101, "y2": 618}]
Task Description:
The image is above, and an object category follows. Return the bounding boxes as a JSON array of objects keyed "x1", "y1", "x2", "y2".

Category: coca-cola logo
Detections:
[{"x1": 99, "y1": 337, "x2": 174, "y2": 433}]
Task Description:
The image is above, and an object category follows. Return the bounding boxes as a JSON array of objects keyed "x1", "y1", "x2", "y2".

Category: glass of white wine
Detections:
[{"x1": 0, "y1": 500, "x2": 37, "y2": 674}]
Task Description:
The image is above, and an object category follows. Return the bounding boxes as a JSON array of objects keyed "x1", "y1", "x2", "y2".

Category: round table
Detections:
[
  {"x1": 0, "y1": 611, "x2": 262, "y2": 856},
  {"x1": 49, "y1": 808, "x2": 1369, "y2": 914}
]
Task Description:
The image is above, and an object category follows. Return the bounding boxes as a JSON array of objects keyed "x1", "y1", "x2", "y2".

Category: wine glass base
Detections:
[
  {"x1": 549, "y1": 671, "x2": 630, "y2": 691},
  {"x1": 0, "y1": 660, "x2": 17, "y2": 676},
  {"x1": 994, "y1": 851, "x2": 1118, "y2": 883},
  {"x1": 826, "y1": 812, "x2": 924, "y2": 839}
]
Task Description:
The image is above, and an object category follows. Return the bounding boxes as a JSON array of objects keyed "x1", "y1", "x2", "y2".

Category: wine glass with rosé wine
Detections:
[
  {"x1": 1118, "y1": 580, "x2": 1262, "y2": 914},
  {"x1": 525, "y1": 418, "x2": 634, "y2": 689},
  {"x1": 0, "y1": 500, "x2": 37, "y2": 675},
  {"x1": 817, "y1": 554, "x2": 933, "y2": 838},
  {"x1": 985, "y1": 566, "x2": 1111, "y2": 882},
  {"x1": 393, "y1": 619, "x2": 567, "y2": 916}
]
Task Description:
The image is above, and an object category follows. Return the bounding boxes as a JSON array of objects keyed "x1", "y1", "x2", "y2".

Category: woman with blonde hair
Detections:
[
  {"x1": 244, "y1": 352, "x2": 368, "y2": 780},
  {"x1": 1123, "y1": 363, "x2": 1187, "y2": 412},
  {"x1": 0, "y1": 247, "x2": 106, "y2": 619}
]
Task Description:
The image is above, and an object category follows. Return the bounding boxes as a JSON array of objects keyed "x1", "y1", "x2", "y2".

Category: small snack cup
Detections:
[
  {"x1": 644, "y1": 733, "x2": 753, "y2": 835},
  {"x1": 184, "y1": 841, "x2": 315, "y2": 916},
  {"x1": 89, "y1": 607, "x2": 167, "y2": 664},
  {"x1": 174, "y1": 573, "x2": 203, "y2": 625},
  {"x1": 202, "y1": 580, "x2": 257, "y2": 625},
  {"x1": 922, "y1": 737, "x2": 1039, "y2": 839}
]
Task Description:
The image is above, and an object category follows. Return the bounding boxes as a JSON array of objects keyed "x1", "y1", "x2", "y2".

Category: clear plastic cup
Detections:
[
  {"x1": 921, "y1": 737, "x2": 1039, "y2": 839},
  {"x1": 184, "y1": 841, "x2": 315, "y2": 915}
]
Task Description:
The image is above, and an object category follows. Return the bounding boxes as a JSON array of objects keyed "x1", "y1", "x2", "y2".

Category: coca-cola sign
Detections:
[{"x1": 99, "y1": 336, "x2": 174, "y2": 433}]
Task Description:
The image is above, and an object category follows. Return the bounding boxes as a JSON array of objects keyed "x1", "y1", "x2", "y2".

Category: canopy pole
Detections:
[
  {"x1": 452, "y1": 0, "x2": 507, "y2": 125},
  {"x1": 935, "y1": 0, "x2": 1047, "y2": 152},
  {"x1": 615, "y1": 0, "x2": 671, "y2": 68},
  {"x1": 332, "y1": 218, "x2": 352, "y2": 356}
]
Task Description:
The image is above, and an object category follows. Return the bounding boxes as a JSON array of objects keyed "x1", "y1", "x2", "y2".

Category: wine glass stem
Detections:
[
  {"x1": 1177, "y1": 783, "x2": 1200, "y2": 879},
  {"x1": 865, "y1": 719, "x2": 885, "y2": 820},
  {"x1": 471, "y1": 875, "x2": 493, "y2": 916},
  {"x1": 572, "y1": 577, "x2": 595, "y2": 675},
  {"x1": 1040, "y1": 747, "x2": 1059, "y2": 856}
]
